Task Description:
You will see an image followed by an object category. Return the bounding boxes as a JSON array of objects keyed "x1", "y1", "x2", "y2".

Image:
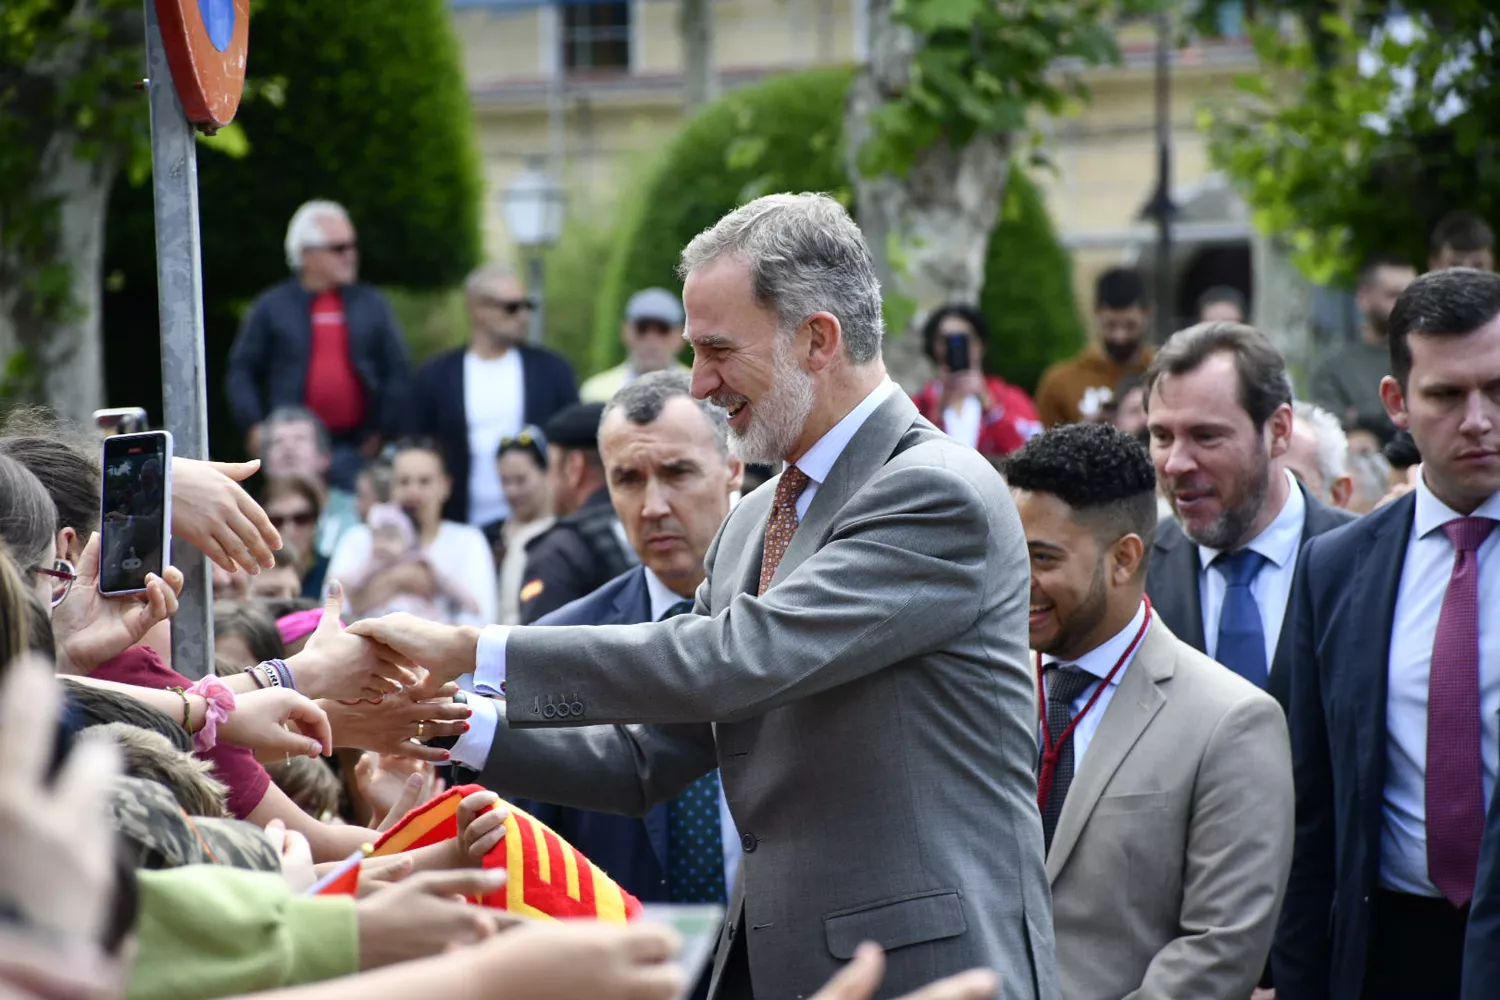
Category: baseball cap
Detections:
[{"x1": 624, "y1": 288, "x2": 684, "y2": 327}]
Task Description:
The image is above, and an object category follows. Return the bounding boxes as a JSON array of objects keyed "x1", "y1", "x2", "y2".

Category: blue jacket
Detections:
[
  {"x1": 404, "y1": 345, "x2": 578, "y2": 525},
  {"x1": 512, "y1": 566, "x2": 672, "y2": 902},
  {"x1": 1463, "y1": 757, "x2": 1500, "y2": 998},
  {"x1": 225, "y1": 279, "x2": 410, "y2": 437}
]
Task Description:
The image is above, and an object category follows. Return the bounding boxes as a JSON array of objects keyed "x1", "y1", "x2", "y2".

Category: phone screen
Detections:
[
  {"x1": 100, "y1": 432, "x2": 172, "y2": 595},
  {"x1": 944, "y1": 331, "x2": 972, "y2": 372},
  {"x1": 640, "y1": 904, "x2": 725, "y2": 998}
]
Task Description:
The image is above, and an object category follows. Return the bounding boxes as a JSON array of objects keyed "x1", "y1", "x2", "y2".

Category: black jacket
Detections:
[
  {"x1": 517, "y1": 487, "x2": 637, "y2": 624},
  {"x1": 225, "y1": 279, "x2": 410, "y2": 437},
  {"x1": 405, "y1": 344, "x2": 578, "y2": 524}
]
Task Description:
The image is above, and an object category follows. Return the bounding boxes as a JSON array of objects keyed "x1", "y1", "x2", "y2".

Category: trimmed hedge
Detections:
[{"x1": 593, "y1": 67, "x2": 1085, "y2": 391}]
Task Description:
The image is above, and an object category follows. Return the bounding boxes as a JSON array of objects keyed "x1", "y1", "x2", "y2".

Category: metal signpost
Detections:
[{"x1": 143, "y1": 0, "x2": 249, "y2": 677}]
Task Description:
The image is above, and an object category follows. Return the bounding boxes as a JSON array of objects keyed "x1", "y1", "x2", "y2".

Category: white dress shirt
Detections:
[
  {"x1": 463, "y1": 349, "x2": 525, "y2": 528},
  {"x1": 1197, "y1": 469, "x2": 1307, "y2": 671},
  {"x1": 1379, "y1": 479, "x2": 1500, "y2": 896},
  {"x1": 1039, "y1": 600, "x2": 1149, "y2": 767},
  {"x1": 942, "y1": 395, "x2": 983, "y2": 450},
  {"x1": 789, "y1": 379, "x2": 897, "y2": 520}
]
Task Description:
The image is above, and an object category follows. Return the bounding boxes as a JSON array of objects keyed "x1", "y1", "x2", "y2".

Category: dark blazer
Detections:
[
  {"x1": 511, "y1": 566, "x2": 672, "y2": 903},
  {"x1": 1270, "y1": 492, "x2": 1415, "y2": 1000},
  {"x1": 1463, "y1": 769, "x2": 1500, "y2": 999},
  {"x1": 225, "y1": 279, "x2": 410, "y2": 438},
  {"x1": 1145, "y1": 480, "x2": 1357, "y2": 706},
  {"x1": 404, "y1": 345, "x2": 578, "y2": 524}
]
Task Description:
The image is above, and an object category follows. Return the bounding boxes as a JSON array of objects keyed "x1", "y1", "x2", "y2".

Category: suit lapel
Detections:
[
  {"x1": 1348, "y1": 494, "x2": 1412, "y2": 824},
  {"x1": 1148, "y1": 520, "x2": 1206, "y2": 651},
  {"x1": 1046, "y1": 619, "x2": 1173, "y2": 882},
  {"x1": 767, "y1": 391, "x2": 920, "y2": 591}
]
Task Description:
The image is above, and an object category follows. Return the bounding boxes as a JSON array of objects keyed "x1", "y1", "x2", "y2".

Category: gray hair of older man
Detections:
[
  {"x1": 284, "y1": 200, "x2": 351, "y2": 271},
  {"x1": 601, "y1": 369, "x2": 730, "y2": 456},
  {"x1": 1292, "y1": 400, "x2": 1349, "y2": 487},
  {"x1": 263, "y1": 405, "x2": 332, "y2": 458},
  {"x1": 678, "y1": 192, "x2": 885, "y2": 365}
]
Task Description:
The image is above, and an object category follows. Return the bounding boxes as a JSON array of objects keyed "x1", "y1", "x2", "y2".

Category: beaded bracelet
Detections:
[{"x1": 168, "y1": 686, "x2": 191, "y2": 729}]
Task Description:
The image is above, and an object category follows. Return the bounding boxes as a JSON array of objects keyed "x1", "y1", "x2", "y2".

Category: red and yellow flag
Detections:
[{"x1": 372, "y1": 784, "x2": 643, "y2": 923}]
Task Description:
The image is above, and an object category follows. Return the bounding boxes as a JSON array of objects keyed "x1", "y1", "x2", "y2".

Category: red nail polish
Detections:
[
  {"x1": 441, "y1": 750, "x2": 451, "y2": 760},
  {"x1": 461, "y1": 722, "x2": 471, "y2": 732}
]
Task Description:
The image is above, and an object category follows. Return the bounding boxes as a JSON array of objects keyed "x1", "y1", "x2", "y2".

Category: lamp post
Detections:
[
  {"x1": 501, "y1": 158, "x2": 566, "y2": 345},
  {"x1": 1141, "y1": 8, "x2": 1178, "y2": 343}
]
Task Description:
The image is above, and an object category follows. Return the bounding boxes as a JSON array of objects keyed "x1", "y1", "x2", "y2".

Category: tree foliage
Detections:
[
  {"x1": 594, "y1": 67, "x2": 1083, "y2": 391},
  {"x1": 1205, "y1": 0, "x2": 1500, "y2": 285}
]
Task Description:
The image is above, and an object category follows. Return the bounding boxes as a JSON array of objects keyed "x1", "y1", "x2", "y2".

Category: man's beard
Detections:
[
  {"x1": 1042, "y1": 561, "x2": 1110, "y2": 659},
  {"x1": 721, "y1": 335, "x2": 816, "y2": 466},
  {"x1": 1104, "y1": 339, "x2": 1140, "y2": 365},
  {"x1": 1368, "y1": 308, "x2": 1391, "y2": 338},
  {"x1": 1176, "y1": 448, "x2": 1272, "y2": 551}
]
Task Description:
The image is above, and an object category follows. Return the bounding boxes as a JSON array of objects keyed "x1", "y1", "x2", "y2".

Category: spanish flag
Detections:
[{"x1": 372, "y1": 784, "x2": 643, "y2": 923}]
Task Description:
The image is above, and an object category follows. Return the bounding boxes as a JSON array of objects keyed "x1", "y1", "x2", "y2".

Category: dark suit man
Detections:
[
  {"x1": 515, "y1": 371, "x2": 745, "y2": 911},
  {"x1": 405, "y1": 264, "x2": 577, "y2": 529},
  {"x1": 1141, "y1": 322, "x2": 1356, "y2": 708},
  {"x1": 353, "y1": 194, "x2": 1056, "y2": 1000},
  {"x1": 1462, "y1": 777, "x2": 1500, "y2": 999},
  {"x1": 1273, "y1": 268, "x2": 1500, "y2": 1000}
]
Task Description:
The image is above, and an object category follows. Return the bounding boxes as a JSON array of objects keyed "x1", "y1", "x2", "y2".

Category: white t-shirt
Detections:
[
  {"x1": 463, "y1": 350, "x2": 525, "y2": 528},
  {"x1": 942, "y1": 395, "x2": 983, "y2": 450},
  {"x1": 325, "y1": 520, "x2": 499, "y2": 627}
]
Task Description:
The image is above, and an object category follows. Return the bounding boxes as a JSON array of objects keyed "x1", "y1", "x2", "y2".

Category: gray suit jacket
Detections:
[
  {"x1": 477, "y1": 390, "x2": 1057, "y2": 1000},
  {"x1": 1048, "y1": 618, "x2": 1294, "y2": 1000}
]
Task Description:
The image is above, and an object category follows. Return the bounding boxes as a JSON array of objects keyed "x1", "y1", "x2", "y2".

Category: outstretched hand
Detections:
[
  {"x1": 53, "y1": 532, "x2": 184, "y2": 675},
  {"x1": 347, "y1": 613, "x2": 481, "y2": 692},
  {"x1": 810, "y1": 943, "x2": 1000, "y2": 1000},
  {"x1": 286, "y1": 584, "x2": 419, "y2": 702},
  {"x1": 171, "y1": 457, "x2": 280, "y2": 575},
  {"x1": 220, "y1": 687, "x2": 333, "y2": 760}
]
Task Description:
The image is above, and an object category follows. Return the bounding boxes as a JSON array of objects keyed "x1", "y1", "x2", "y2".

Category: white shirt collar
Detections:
[
  {"x1": 1197, "y1": 468, "x2": 1307, "y2": 570},
  {"x1": 1041, "y1": 599, "x2": 1149, "y2": 686},
  {"x1": 644, "y1": 566, "x2": 695, "y2": 621},
  {"x1": 792, "y1": 380, "x2": 897, "y2": 485},
  {"x1": 1413, "y1": 475, "x2": 1500, "y2": 538}
]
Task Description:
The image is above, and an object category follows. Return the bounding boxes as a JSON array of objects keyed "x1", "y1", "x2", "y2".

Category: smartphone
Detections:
[
  {"x1": 640, "y1": 903, "x2": 725, "y2": 999},
  {"x1": 944, "y1": 331, "x2": 972, "y2": 372},
  {"x1": 92, "y1": 407, "x2": 149, "y2": 438},
  {"x1": 99, "y1": 431, "x2": 173, "y2": 596}
]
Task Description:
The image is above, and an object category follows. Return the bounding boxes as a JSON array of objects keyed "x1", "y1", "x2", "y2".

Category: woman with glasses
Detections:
[
  {"x1": 262, "y1": 476, "x2": 327, "y2": 597},
  {"x1": 0, "y1": 454, "x2": 74, "y2": 610},
  {"x1": 495, "y1": 427, "x2": 554, "y2": 625}
]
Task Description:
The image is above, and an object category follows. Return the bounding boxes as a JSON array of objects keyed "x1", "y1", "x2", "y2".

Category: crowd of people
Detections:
[{"x1": 0, "y1": 190, "x2": 1497, "y2": 1000}]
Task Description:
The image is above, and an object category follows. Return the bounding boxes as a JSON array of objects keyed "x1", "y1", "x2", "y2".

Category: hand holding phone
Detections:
[{"x1": 98, "y1": 432, "x2": 173, "y2": 597}]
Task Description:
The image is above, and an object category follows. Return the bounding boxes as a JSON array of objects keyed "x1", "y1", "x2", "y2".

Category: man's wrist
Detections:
[{"x1": 447, "y1": 626, "x2": 482, "y2": 683}]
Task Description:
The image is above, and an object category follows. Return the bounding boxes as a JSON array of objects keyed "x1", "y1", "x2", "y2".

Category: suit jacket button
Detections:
[
  {"x1": 569, "y1": 701, "x2": 584, "y2": 716},
  {"x1": 740, "y1": 833, "x2": 757, "y2": 852}
]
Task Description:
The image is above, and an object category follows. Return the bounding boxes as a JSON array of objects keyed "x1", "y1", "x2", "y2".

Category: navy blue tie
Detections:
[
  {"x1": 659, "y1": 597, "x2": 727, "y2": 904},
  {"x1": 1213, "y1": 549, "x2": 1270, "y2": 688}
]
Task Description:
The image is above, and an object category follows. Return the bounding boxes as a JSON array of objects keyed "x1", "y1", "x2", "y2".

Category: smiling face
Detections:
[
  {"x1": 1381, "y1": 316, "x2": 1500, "y2": 512},
  {"x1": 600, "y1": 397, "x2": 742, "y2": 595},
  {"x1": 1014, "y1": 489, "x2": 1112, "y2": 660},
  {"x1": 1147, "y1": 351, "x2": 1290, "y2": 550},
  {"x1": 685, "y1": 258, "x2": 816, "y2": 465}
]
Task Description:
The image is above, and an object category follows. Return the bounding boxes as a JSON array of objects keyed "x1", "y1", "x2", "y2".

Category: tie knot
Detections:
[
  {"x1": 1215, "y1": 548, "x2": 1269, "y2": 587},
  {"x1": 659, "y1": 599, "x2": 695, "y2": 621},
  {"x1": 1441, "y1": 516, "x2": 1496, "y2": 553},
  {"x1": 1045, "y1": 665, "x2": 1097, "y2": 704},
  {"x1": 774, "y1": 466, "x2": 813, "y2": 511}
]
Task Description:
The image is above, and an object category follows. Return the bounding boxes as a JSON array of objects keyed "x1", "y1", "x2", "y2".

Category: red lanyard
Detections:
[{"x1": 1035, "y1": 597, "x2": 1153, "y2": 813}]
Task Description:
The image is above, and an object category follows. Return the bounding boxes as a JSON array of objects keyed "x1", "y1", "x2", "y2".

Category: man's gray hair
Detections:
[
  {"x1": 464, "y1": 262, "x2": 520, "y2": 300},
  {"x1": 602, "y1": 370, "x2": 729, "y2": 455},
  {"x1": 284, "y1": 200, "x2": 350, "y2": 271},
  {"x1": 263, "y1": 406, "x2": 331, "y2": 457},
  {"x1": 678, "y1": 193, "x2": 884, "y2": 364},
  {"x1": 1293, "y1": 400, "x2": 1348, "y2": 483}
]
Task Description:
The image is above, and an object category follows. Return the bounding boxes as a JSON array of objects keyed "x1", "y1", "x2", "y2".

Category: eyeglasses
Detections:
[
  {"x1": 631, "y1": 320, "x2": 675, "y2": 337},
  {"x1": 31, "y1": 559, "x2": 76, "y2": 608},
  {"x1": 476, "y1": 296, "x2": 536, "y2": 316},
  {"x1": 269, "y1": 511, "x2": 318, "y2": 529},
  {"x1": 311, "y1": 241, "x2": 358, "y2": 255}
]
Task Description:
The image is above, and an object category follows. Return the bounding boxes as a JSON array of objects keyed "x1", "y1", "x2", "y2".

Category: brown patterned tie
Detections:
[{"x1": 758, "y1": 466, "x2": 812, "y2": 596}]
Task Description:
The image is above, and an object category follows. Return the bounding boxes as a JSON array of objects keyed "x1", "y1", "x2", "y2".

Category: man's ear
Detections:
[
  {"x1": 1331, "y1": 475, "x2": 1354, "y2": 510},
  {"x1": 1266, "y1": 402, "x2": 1295, "y2": 461},
  {"x1": 1380, "y1": 375, "x2": 1410, "y2": 430},
  {"x1": 726, "y1": 455, "x2": 745, "y2": 495},
  {"x1": 803, "y1": 312, "x2": 844, "y2": 373},
  {"x1": 1111, "y1": 533, "x2": 1146, "y2": 584}
]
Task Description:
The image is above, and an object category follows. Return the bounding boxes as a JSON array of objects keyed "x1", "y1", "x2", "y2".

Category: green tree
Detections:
[
  {"x1": 594, "y1": 67, "x2": 1082, "y2": 391},
  {"x1": 100, "y1": 0, "x2": 483, "y2": 452},
  {"x1": 1205, "y1": 0, "x2": 1500, "y2": 285}
]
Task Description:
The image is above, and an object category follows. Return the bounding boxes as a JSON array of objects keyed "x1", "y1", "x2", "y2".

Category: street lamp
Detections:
[{"x1": 501, "y1": 158, "x2": 566, "y2": 345}]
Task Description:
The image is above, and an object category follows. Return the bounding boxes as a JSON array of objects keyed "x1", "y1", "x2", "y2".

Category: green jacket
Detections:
[{"x1": 128, "y1": 866, "x2": 358, "y2": 1000}]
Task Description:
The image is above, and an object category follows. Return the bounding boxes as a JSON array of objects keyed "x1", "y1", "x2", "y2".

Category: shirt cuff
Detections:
[
  {"x1": 451, "y1": 694, "x2": 501, "y2": 772},
  {"x1": 474, "y1": 625, "x2": 511, "y2": 696}
]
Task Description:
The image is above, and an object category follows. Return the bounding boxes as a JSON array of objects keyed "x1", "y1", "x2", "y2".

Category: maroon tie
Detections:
[
  {"x1": 1426, "y1": 515, "x2": 1495, "y2": 906},
  {"x1": 758, "y1": 466, "x2": 812, "y2": 597}
]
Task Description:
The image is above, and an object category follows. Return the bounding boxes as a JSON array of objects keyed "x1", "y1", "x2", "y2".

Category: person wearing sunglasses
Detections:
[
  {"x1": 226, "y1": 199, "x2": 411, "y2": 491},
  {"x1": 580, "y1": 287, "x2": 689, "y2": 404},
  {"x1": 263, "y1": 476, "x2": 326, "y2": 598},
  {"x1": 404, "y1": 263, "x2": 579, "y2": 534}
]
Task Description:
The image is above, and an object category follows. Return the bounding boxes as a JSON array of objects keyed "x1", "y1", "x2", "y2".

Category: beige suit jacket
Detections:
[{"x1": 1047, "y1": 617, "x2": 1294, "y2": 1000}]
